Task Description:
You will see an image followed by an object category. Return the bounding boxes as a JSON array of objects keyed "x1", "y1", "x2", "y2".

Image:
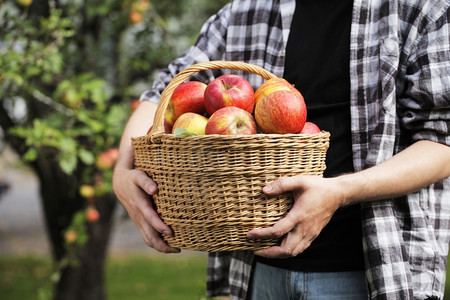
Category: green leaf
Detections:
[
  {"x1": 78, "y1": 148, "x2": 95, "y2": 165},
  {"x1": 73, "y1": 211, "x2": 86, "y2": 226},
  {"x1": 77, "y1": 233, "x2": 89, "y2": 245},
  {"x1": 173, "y1": 128, "x2": 197, "y2": 136},
  {"x1": 59, "y1": 153, "x2": 77, "y2": 175},
  {"x1": 23, "y1": 148, "x2": 38, "y2": 161}
]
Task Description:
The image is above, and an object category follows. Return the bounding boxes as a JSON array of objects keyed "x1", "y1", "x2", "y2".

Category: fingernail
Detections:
[
  {"x1": 263, "y1": 185, "x2": 273, "y2": 193},
  {"x1": 162, "y1": 230, "x2": 172, "y2": 236},
  {"x1": 147, "y1": 184, "x2": 156, "y2": 194}
]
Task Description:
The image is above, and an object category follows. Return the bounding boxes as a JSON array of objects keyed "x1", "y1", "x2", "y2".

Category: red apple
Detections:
[
  {"x1": 255, "y1": 90, "x2": 307, "y2": 134},
  {"x1": 300, "y1": 121, "x2": 321, "y2": 134},
  {"x1": 172, "y1": 112, "x2": 208, "y2": 135},
  {"x1": 146, "y1": 125, "x2": 153, "y2": 135},
  {"x1": 129, "y1": 11, "x2": 143, "y2": 24},
  {"x1": 254, "y1": 78, "x2": 302, "y2": 104},
  {"x1": 130, "y1": 99, "x2": 140, "y2": 111},
  {"x1": 146, "y1": 121, "x2": 171, "y2": 135},
  {"x1": 164, "y1": 81, "x2": 207, "y2": 128},
  {"x1": 107, "y1": 148, "x2": 119, "y2": 162},
  {"x1": 85, "y1": 207, "x2": 100, "y2": 223},
  {"x1": 96, "y1": 148, "x2": 119, "y2": 170},
  {"x1": 204, "y1": 74, "x2": 255, "y2": 115},
  {"x1": 205, "y1": 106, "x2": 257, "y2": 135}
]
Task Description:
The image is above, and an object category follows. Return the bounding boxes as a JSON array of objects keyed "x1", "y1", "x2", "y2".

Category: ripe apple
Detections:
[
  {"x1": 64, "y1": 229, "x2": 77, "y2": 244},
  {"x1": 16, "y1": 0, "x2": 33, "y2": 6},
  {"x1": 300, "y1": 121, "x2": 321, "y2": 134},
  {"x1": 255, "y1": 90, "x2": 307, "y2": 134},
  {"x1": 147, "y1": 121, "x2": 172, "y2": 135},
  {"x1": 85, "y1": 207, "x2": 100, "y2": 223},
  {"x1": 146, "y1": 125, "x2": 153, "y2": 135},
  {"x1": 172, "y1": 112, "x2": 208, "y2": 135},
  {"x1": 130, "y1": 99, "x2": 140, "y2": 111},
  {"x1": 129, "y1": 11, "x2": 143, "y2": 24},
  {"x1": 205, "y1": 106, "x2": 257, "y2": 135},
  {"x1": 164, "y1": 81, "x2": 207, "y2": 128},
  {"x1": 79, "y1": 184, "x2": 95, "y2": 198},
  {"x1": 131, "y1": 0, "x2": 149, "y2": 13},
  {"x1": 254, "y1": 78, "x2": 302, "y2": 104},
  {"x1": 96, "y1": 148, "x2": 119, "y2": 170},
  {"x1": 204, "y1": 74, "x2": 255, "y2": 115}
]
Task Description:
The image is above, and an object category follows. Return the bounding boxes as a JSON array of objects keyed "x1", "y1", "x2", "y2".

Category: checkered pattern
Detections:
[{"x1": 140, "y1": 0, "x2": 450, "y2": 299}]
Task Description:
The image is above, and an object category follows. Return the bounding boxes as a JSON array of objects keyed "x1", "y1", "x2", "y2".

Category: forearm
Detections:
[
  {"x1": 338, "y1": 140, "x2": 450, "y2": 206},
  {"x1": 114, "y1": 101, "x2": 157, "y2": 172}
]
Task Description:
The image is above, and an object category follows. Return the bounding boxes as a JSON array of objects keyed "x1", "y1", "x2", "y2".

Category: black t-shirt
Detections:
[{"x1": 256, "y1": 0, "x2": 364, "y2": 272}]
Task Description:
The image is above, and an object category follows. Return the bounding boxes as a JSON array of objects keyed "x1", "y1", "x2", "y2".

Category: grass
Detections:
[
  {"x1": 1, "y1": 254, "x2": 449, "y2": 299},
  {"x1": 106, "y1": 254, "x2": 209, "y2": 300},
  {"x1": 0, "y1": 254, "x2": 211, "y2": 300}
]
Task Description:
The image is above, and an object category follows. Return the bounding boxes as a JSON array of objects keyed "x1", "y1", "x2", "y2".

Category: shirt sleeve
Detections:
[
  {"x1": 139, "y1": 3, "x2": 231, "y2": 103},
  {"x1": 399, "y1": 7, "x2": 450, "y2": 147}
]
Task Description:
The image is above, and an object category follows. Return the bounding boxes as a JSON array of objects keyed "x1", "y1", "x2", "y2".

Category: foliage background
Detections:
[{"x1": 0, "y1": 0, "x2": 228, "y2": 299}]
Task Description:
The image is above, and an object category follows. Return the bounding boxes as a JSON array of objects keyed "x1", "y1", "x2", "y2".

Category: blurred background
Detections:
[
  {"x1": 0, "y1": 0, "x2": 227, "y2": 299},
  {"x1": 1, "y1": 0, "x2": 449, "y2": 300}
]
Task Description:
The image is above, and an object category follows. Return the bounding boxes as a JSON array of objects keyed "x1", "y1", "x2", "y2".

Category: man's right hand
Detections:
[{"x1": 112, "y1": 100, "x2": 180, "y2": 253}]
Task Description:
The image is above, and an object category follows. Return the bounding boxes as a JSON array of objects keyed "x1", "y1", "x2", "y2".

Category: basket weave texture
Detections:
[{"x1": 132, "y1": 61, "x2": 330, "y2": 252}]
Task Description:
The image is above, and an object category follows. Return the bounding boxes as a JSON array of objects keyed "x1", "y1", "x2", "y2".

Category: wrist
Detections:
[{"x1": 334, "y1": 173, "x2": 364, "y2": 207}]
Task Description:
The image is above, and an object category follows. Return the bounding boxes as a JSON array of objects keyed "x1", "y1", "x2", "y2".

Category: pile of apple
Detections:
[{"x1": 160, "y1": 74, "x2": 321, "y2": 136}]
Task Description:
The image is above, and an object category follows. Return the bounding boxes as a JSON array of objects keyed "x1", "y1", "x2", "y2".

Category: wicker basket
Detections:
[{"x1": 132, "y1": 61, "x2": 330, "y2": 252}]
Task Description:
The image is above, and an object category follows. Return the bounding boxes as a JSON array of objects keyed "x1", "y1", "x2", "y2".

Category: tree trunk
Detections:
[
  {"x1": 32, "y1": 158, "x2": 116, "y2": 300},
  {"x1": 54, "y1": 194, "x2": 116, "y2": 300}
]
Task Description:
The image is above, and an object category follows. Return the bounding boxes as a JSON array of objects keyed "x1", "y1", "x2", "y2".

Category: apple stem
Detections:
[{"x1": 221, "y1": 79, "x2": 232, "y2": 90}]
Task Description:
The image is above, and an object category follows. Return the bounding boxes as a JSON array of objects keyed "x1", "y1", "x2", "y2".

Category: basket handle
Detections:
[{"x1": 150, "y1": 61, "x2": 278, "y2": 135}]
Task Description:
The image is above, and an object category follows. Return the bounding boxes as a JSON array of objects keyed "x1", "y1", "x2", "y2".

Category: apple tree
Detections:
[{"x1": 0, "y1": 0, "x2": 228, "y2": 299}]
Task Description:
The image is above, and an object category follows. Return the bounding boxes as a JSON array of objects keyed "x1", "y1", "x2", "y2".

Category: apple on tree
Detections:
[
  {"x1": 85, "y1": 206, "x2": 100, "y2": 223},
  {"x1": 205, "y1": 106, "x2": 257, "y2": 135},
  {"x1": 64, "y1": 229, "x2": 77, "y2": 244},
  {"x1": 255, "y1": 90, "x2": 307, "y2": 134},
  {"x1": 204, "y1": 74, "x2": 255, "y2": 115},
  {"x1": 16, "y1": 0, "x2": 33, "y2": 6},
  {"x1": 164, "y1": 81, "x2": 207, "y2": 130},
  {"x1": 79, "y1": 184, "x2": 95, "y2": 198},
  {"x1": 129, "y1": 11, "x2": 143, "y2": 24},
  {"x1": 96, "y1": 148, "x2": 119, "y2": 170},
  {"x1": 172, "y1": 112, "x2": 208, "y2": 135},
  {"x1": 131, "y1": 0, "x2": 149, "y2": 13},
  {"x1": 300, "y1": 121, "x2": 321, "y2": 134}
]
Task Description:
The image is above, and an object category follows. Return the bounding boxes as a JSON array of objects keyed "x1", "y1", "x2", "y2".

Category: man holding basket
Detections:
[{"x1": 113, "y1": 0, "x2": 450, "y2": 299}]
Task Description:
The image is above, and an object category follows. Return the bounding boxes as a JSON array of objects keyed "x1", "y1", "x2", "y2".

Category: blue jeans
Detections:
[{"x1": 249, "y1": 262, "x2": 369, "y2": 300}]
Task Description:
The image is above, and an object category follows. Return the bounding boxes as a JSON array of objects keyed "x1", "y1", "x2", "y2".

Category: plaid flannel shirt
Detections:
[{"x1": 140, "y1": 0, "x2": 450, "y2": 299}]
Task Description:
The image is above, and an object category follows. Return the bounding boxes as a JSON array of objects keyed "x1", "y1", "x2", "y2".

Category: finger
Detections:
[
  {"x1": 255, "y1": 228, "x2": 311, "y2": 259},
  {"x1": 136, "y1": 213, "x2": 180, "y2": 253},
  {"x1": 132, "y1": 169, "x2": 158, "y2": 195},
  {"x1": 136, "y1": 193, "x2": 174, "y2": 236},
  {"x1": 263, "y1": 175, "x2": 307, "y2": 195},
  {"x1": 129, "y1": 170, "x2": 173, "y2": 235},
  {"x1": 247, "y1": 211, "x2": 298, "y2": 239},
  {"x1": 254, "y1": 241, "x2": 306, "y2": 258}
]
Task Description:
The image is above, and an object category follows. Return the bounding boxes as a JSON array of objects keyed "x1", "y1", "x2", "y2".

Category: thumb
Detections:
[{"x1": 263, "y1": 176, "x2": 305, "y2": 195}]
